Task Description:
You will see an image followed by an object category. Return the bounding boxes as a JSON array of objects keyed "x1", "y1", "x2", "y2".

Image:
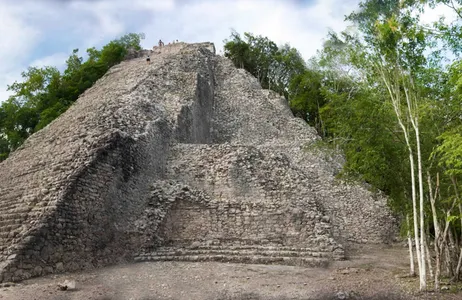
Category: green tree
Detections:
[
  {"x1": 288, "y1": 69, "x2": 326, "y2": 135},
  {"x1": 223, "y1": 31, "x2": 306, "y2": 97},
  {"x1": 118, "y1": 32, "x2": 145, "y2": 51},
  {"x1": 0, "y1": 32, "x2": 145, "y2": 162}
]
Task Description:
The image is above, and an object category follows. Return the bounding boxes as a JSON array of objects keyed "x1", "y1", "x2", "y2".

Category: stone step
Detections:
[
  {"x1": 134, "y1": 254, "x2": 329, "y2": 267},
  {"x1": 0, "y1": 231, "x2": 14, "y2": 239},
  {"x1": 136, "y1": 245, "x2": 334, "y2": 268},
  {"x1": 0, "y1": 213, "x2": 27, "y2": 222},
  {"x1": 151, "y1": 248, "x2": 330, "y2": 258},
  {"x1": 0, "y1": 218, "x2": 24, "y2": 227},
  {"x1": 0, "y1": 223, "x2": 22, "y2": 233},
  {"x1": 177, "y1": 245, "x2": 325, "y2": 252},
  {"x1": 0, "y1": 202, "x2": 19, "y2": 211}
]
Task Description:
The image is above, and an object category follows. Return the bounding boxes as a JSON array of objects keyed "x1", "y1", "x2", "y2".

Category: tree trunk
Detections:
[
  {"x1": 428, "y1": 172, "x2": 441, "y2": 291},
  {"x1": 445, "y1": 240, "x2": 452, "y2": 277},
  {"x1": 451, "y1": 176, "x2": 462, "y2": 281},
  {"x1": 408, "y1": 140, "x2": 422, "y2": 285},
  {"x1": 378, "y1": 65, "x2": 423, "y2": 288},
  {"x1": 435, "y1": 244, "x2": 441, "y2": 291},
  {"x1": 402, "y1": 78, "x2": 425, "y2": 290},
  {"x1": 425, "y1": 238, "x2": 434, "y2": 278},
  {"x1": 454, "y1": 248, "x2": 462, "y2": 281},
  {"x1": 407, "y1": 214, "x2": 416, "y2": 276},
  {"x1": 448, "y1": 230, "x2": 456, "y2": 277},
  {"x1": 413, "y1": 124, "x2": 426, "y2": 290}
]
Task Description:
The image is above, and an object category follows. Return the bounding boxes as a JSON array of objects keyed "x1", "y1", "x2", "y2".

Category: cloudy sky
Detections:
[{"x1": 0, "y1": 0, "x2": 455, "y2": 103}]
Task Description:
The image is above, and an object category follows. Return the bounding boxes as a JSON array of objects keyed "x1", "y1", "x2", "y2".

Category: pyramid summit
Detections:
[{"x1": 0, "y1": 42, "x2": 397, "y2": 282}]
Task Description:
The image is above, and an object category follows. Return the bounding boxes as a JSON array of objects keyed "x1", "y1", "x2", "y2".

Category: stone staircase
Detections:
[
  {"x1": 134, "y1": 245, "x2": 334, "y2": 267},
  {"x1": 0, "y1": 189, "x2": 29, "y2": 247}
]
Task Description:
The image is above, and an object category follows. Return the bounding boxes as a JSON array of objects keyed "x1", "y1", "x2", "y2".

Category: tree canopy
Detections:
[{"x1": 0, "y1": 33, "x2": 144, "y2": 159}]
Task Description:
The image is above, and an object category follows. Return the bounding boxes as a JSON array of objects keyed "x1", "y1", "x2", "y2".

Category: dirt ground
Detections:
[{"x1": 1, "y1": 244, "x2": 461, "y2": 300}]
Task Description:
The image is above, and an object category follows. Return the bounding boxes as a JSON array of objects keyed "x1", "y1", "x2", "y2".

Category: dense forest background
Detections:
[{"x1": 1, "y1": 0, "x2": 462, "y2": 292}]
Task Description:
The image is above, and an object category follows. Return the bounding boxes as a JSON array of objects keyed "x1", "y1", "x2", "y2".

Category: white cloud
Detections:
[
  {"x1": 68, "y1": 1, "x2": 128, "y2": 46},
  {"x1": 30, "y1": 53, "x2": 69, "y2": 70},
  {"x1": 137, "y1": 0, "x2": 360, "y2": 59},
  {"x1": 0, "y1": 73, "x2": 21, "y2": 104},
  {"x1": 0, "y1": 0, "x2": 361, "y2": 103},
  {"x1": 1, "y1": 0, "x2": 460, "y2": 106},
  {"x1": 130, "y1": 0, "x2": 175, "y2": 11},
  {"x1": 0, "y1": 3, "x2": 41, "y2": 66},
  {"x1": 0, "y1": 1, "x2": 42, "y2": 103},
  {"x1": 421, "y1": 3, "x2": 459, "y2": 25}
]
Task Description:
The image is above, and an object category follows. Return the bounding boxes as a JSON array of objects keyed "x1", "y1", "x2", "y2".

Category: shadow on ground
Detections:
[{"x1": 95, "y1": 291, "x2": 409, "y2": 300}]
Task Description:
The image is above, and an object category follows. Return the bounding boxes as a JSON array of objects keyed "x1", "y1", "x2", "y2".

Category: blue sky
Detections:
[{"x1": 0, "y1": 0, "x2": 455, "y2": 103}]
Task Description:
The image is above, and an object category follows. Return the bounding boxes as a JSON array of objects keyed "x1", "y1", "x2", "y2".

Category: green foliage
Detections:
[
  {"x1": 0, "y1": 33, "x2": 144, "y2": 161},
  {"x1": 224, "y1": 30, "x2": 323, "y2": 137},
  {"x1": 0, "y1": 136, "x2": 8, "y2": 160},
  {"x1": 433, "y1": 128, "x2": 462, "y2": 176},
  {"x1": 447, "y1": 214, "x2": 460, "y2": 224},
  {"x1": 288, "y1": 69, "x2": 326, "y2": 134},
  {"x1": 223, "y1": 31, "x2": 306, "y2": 97},
  {"x1": 118, "y1": 32, "x2": 145, "y2": 51},
  {"x1": 419, "y1": 0, "x2": 462, "y2": 55},
  {"x1": 320, "y1": 77, "x2": 410, "y2": 210}
]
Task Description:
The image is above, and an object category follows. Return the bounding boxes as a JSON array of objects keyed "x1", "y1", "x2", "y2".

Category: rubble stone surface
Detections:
[{"x1": 0, "y1": 42, "x2": 398, "y2": 282}]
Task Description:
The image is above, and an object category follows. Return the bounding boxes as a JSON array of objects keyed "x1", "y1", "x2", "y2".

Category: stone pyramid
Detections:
[{"x1": 0, "y1": 42, "x2": 397, "y2": 282}]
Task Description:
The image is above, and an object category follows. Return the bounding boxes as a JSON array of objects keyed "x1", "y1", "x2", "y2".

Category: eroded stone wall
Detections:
[
  {"x1": 155, "y1": 144, "x2": 343, "y2": 257},
  {"x1": 133, "y1": 179, "x2": 344, "y2": 265},
  {"x1": 158, "y1": 200, "x2": 335, "y2": 250}
]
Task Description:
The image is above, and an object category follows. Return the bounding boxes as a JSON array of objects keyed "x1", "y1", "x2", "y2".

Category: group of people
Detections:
[
  {"x1": 146, "y1": 39, "x2": 181, "y2": 64},
  {"x1": 158, "y1": 39, "x2": 180, "y2": 47}
]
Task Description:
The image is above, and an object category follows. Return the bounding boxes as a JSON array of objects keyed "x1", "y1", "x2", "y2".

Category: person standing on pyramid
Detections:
[
  {"x1": 146, "y1": 55, "x2": 151, "y2": 64},
  {"x1": 159, "y1": 39, "x2": 164, "y2": 47}
]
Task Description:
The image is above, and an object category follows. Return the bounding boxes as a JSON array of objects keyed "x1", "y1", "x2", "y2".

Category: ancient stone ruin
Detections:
[{"x1": 0, "y1": 42, "x2": 398, "y2": 282}]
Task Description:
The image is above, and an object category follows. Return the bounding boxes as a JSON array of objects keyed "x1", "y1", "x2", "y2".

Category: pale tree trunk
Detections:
[
  {"x1": 428, "y1": 172, "x2": 440, "y2": 291},
  {"x1": 455, "y1": 248, "x2": 462, "y2": 281},
  {"x1": 459, "y1": 201, "x2": 462, "y2": 248},
  {"x1": 403, "y1": 80, "x2": 426, "y2": 290},
  {"x1": 425, "y1": 238, "x2": 434, "y2": 279},
  {"x1": 448, "y1": 230, "x2": 456, "y2": 277},
  {"x1": 450, "y1": 176, "x2": 462, "y2": 281},
  {"x1": 438, "y1": 220, "x2": 454, "y2": 287},
  {"x1": 377, "y1": 65, "x2": 423, "y2": 288},
  {"x1": 407, "y1": 214, "x2": 416, "y2": 276},
  {"x1": 440, "y1": 184, "x2": 459, "y2": 281},
  {"x1": 435, "y1": 215, "x2": 454, "y2": 289},
  {"x1": 445, "y1": 241, "x2": 452, "y2": 276},
  {"x1": 415, "y1": 125, "x2": 426, "y2": 289},
  {"x1": 435, "y1": 244, "x2": 441, "y2": 291},
  {"x1": 412, "y1": 153, "x2": 424, "y2": 290}
]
